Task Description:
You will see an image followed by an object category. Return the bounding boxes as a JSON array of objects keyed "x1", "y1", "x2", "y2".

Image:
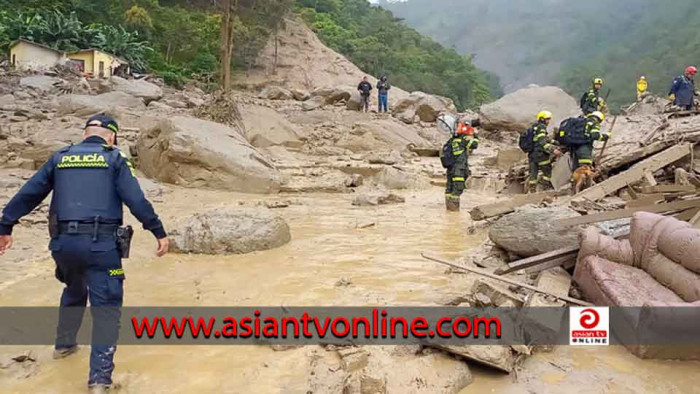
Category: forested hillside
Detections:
[
  {"x1": 381, "y1": 0, "x2": 700, "y2": 110},
  {"x1": 0, "y1": 0, "x2": 497, "y2": 110}
]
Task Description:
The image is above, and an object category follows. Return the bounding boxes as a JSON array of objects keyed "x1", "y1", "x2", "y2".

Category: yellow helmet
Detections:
[
  {"x1": 591, "y1": 111, "x2": 605, "y2": 122},
  {"x1": 537, "y1": 110, "x2": 553, "y2": 121},
  {"x1": 593, "y1": 78, "x2": 604, "y2": 85}
]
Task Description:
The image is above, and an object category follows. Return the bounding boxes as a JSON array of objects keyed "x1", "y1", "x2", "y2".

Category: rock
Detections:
[
  {"x1": 478, "y1": 85, "x2": 580, "y2": 131},
  {"x1": 291, "y1": 88, "x2": 310, "y2": 101},
  {"x1": 169, "y1": 207, "x2": 291, "y2": 255},
  {"x1": 472, "y1": 279, "x2": 524, "y2": 307},
  {"x1": 137, "y1": 115, "x2": 281, "y2": 193},
  {"x1": 147, "y1": 101, "x2": 173, "y2": 111},
  {"x1": 261, "y1": 86, "x2": 293, "y2": 100},
  {"x1": 346, "y1": 91, "x2": 363, "y2": 111},
  {"x1": 109, "y1": 76, "x2": 163, "y2": 104},
  {"x1": 344, "y1": 174, "x2": 364, "y2": 188},
  {"x1": 312, "y1": 86, "x2": 353, "y2": 105},
  {"x1": 161, "y1": 98, "x2": 188, "y2": 109},
  {"x1": 435, "y1": 345, "x2": 516, "y2": 373},
  {"x1": 393, "y1": 92, "x2": 456, "y2": 123},
  {"x1": 302, "y1": 96, "x2": 325, "y2": 111},
  {"x1": 185, "y1": 95, "x2": 205, "y2": 108},
  {"x1": 15, "y1": 107, "x2": 46, "y2": 120},
  {"x1": 373, "y1": 167, "x2": 413, "y2": 190},
  {"x1": 19, "y1": 75, "x2": 59, "y2": 92},
  {"x1": 239, "y1": 105, "x2": 303, "y2": 148},
  {"x1": 488, "y1": 148, "x2": 527, "y2": 171},
  {"x1": 13, "y1": 91, "x2": 32, "y2": 100},
  {"x1": 335, "y1": 277, "x2": 353, "y2": 287},
  {"x1": 366, "y1": 151, "x2": 402, "y2": 165},
  {"x1": 488, "y1": 206, "x2": 584, "y2": 257},
  {"x1": 9, "y1": 116, "x2": 28, "y2": 123},
  {"x1": 352, "y1": 191, "x2": 405, "y2": 206},
  {"x1": 0, "y1": 94, "x2": 15, "y2": 106},
  {"x1": 58, "y1": 91, "x2": 146, "y2": 117}
]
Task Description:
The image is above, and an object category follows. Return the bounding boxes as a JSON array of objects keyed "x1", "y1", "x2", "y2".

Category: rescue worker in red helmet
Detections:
[
  {"x1": 669, "y1": 66, "x2": 699, "y2": 110},
  {"x1": 438, "y1": 114, "x2": 479, "y2": 211}
]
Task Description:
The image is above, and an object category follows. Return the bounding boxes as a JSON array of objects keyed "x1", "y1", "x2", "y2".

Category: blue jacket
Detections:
[
  {"x1": 669, "y1": 75, "x2": 696, "y2": 107},
  {"x1": 0, "y1": 136, "x2": 165, "y2": 238}
]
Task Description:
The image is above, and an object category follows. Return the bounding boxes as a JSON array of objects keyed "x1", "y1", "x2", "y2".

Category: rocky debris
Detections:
[
  {"x1": 366, "y1": 151, "x2": 403, "y2": 165},
  {"x1": 147, "y1": 101, "x2": 174, "y2": 111},
  {"x1": 344, "y1": 174, "x2": 364, "y2": 188},
  {"x1": 352, "y1": 190, "x2": 405, "y2": 206},
  {"x1": 346, "y1": 90, "x2": 364, "y2": 111},
  {"x1": 302, "y1": 95, "x2": 325, "y2": 111},
  {"x1": 622, "y1": 95, "x2": 667, "y2": 116},
  {"x1": 169, "y1": 207, "x2": 291, "y2": 255},
  {"x1": 462, "y1": 240, "x2": 510, "y2": 269},
  {"x1": 239, "y1": 105, "x2": 303, "y2": 148},
  {"x1": 478, "y1": 85, "x2": 580, "y2": 131},
  {"x1": 472, "y1": 279, "x2": 524, "y2": 307},
  {"x1": 312, "y1": 86, "x2": 354, "y2": 105},
  {"x1": 57, "y1": 91, "x2": 146, "y2": 116},
  {"x1": 109, "y1": 76, "x2": 163, "y2": 104},
  {"x1": 291, "y1": 88, "x2": 310, "y2": 101},
  {"x1": 393, "y1": 92, "x2": 457, "y2": 124},
  {"x1": 0, "y1": 94, "x2": 15, "y2": 107},
  {"x1": 484, "y1": 147, "x2": 527, "y2": 171},
  {"x1": 306, "y1": 346, "x2": 472, "y2": 394},
  {"x1": 137, "y1": 115, "x2": 281, "y2": 193},
  {"x1": 261, "y1": 86, "x2": 294, "y2": 100},
  {"x1": 489, "y1": 206, "x2": 586, "y2": 257},
  {"x1": 0, "y1": 350, "x2": 39, "y2": 379},
  {"x1": 373, "y1": 167, "x2": 415, "y2": 190},
  {"x1": 335, "y1": 277, "x2": 352, "y2": 287},
  {"x1": 19, "y1": 75, "x2": 60, "y2": 92}
]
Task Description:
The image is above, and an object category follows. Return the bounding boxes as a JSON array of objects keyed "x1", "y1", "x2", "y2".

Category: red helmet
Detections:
[
  {"x1": 686, "y1": 66, "x2": 698, "y2": 75},
  {"x1": 456, "y1": 121, "x2": 475, "y2": 136}
]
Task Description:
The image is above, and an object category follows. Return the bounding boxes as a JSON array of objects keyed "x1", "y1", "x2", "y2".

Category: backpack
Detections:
[
  {"x1": 518, "y1": 128, "x2": 535, "y2": 153},
  {"x1": 558, "y1": 116, "x2": 588, "y2": 146},
  {"x1": 440, "y1": 138, "x2": 455, "y2": 168}
]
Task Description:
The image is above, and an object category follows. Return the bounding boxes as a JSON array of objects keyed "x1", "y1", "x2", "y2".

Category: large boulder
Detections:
[
  {"x1": 20, "y1": 75, "x2": 59, "y2": 92},
  {"x1": 488, "y1": 206, "x2": 584, "y2": 257},
  {"x1": 170, "y1": 207, "x2": 291, "y2": 254},
  {"x1": 311, "y1": 86, "x2": 353, "y2": 105},
  {"x1": 334, "y1": 119, "x2": 431, "y2": 152},
  {"x1": 109, "y1": 76, "x2": 163, "y2": 103},
  {"x1": 478, "y1": 85, "x2": 580, "y2": 131},
  {"x1": 137, "y1": 115, "x2": 281, "y2": 193},
  {"x1": 346, "y1": 91, "x2": 363, "y2": 111},
  {"x1": 302, "y1": 96, "x2": 325, "y2": 111},
  {"x1": 393, "y1": 92, "x2": 457, "y2": 123},
  {"x1": 58, "y1": 91, "x2": 146, "y2": 116},
  {"x1": 239, "y1": 105, "x2": 303, "y2": 148}
]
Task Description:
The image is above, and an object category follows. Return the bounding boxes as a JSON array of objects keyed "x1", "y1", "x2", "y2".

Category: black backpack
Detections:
[
  {"x1": 518, "y1": 128, "x2": 535, "y2": 153},
  {"x1": 440, "y1": 138, "x2": 455, "y2": 168},
  {"x1": 558, "y1": 116, "x2": 588, "y2": 146}
]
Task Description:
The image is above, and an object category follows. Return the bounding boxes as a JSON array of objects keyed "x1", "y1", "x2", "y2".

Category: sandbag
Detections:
[{"x1": 645, "y1": 254, "x2": 700, "y2": 302}]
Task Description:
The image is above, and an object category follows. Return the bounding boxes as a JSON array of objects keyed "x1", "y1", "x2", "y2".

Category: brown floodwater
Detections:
[{"x1": 0, "y1": 187, "x2": 698, "y2": 393}]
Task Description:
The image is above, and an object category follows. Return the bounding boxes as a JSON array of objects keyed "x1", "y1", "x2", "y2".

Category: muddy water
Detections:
[{"x1": 1, "y1": 188, "x2": 699, "y2": 393}]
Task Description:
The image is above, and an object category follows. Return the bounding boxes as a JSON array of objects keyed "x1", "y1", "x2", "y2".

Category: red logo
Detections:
[{"x1": 579, "y1": 308, "x2": 600, "y2": 329}]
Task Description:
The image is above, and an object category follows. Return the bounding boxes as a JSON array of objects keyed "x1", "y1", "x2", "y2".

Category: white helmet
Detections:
[{"x1": 437, "y1": 113, "x2": 458, "y2": 135}]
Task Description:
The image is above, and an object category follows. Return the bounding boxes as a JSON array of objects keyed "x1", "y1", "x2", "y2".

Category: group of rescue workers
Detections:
[{"x1": 440, "y1": 66, "x2": 700, "y2": 211}]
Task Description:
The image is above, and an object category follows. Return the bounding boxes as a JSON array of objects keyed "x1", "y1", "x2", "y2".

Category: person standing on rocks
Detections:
[
  {"x1": 376, "y1": 75, "x2": 390, "y2": 113},
  {"x1": 526, "y1": 111, "x2": 561, "y2": 193},
  {"x1": 0, "y1": 114, "x2": 169, "y2": 392},
  {"x1": 580, "y1": 77, "x2": 607, "y2": 115},
  {"x1": 357, "y1": 76, "x2": 373, "y2": 112},
  {"x1": 669, "y1": 66, "x2": 699, "y2": 110},
  {"x1": 438, "y1": 114, "x2": 479, "y2": 211}
]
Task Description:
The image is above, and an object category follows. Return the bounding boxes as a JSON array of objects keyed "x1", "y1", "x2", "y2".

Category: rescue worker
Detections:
[
  {"x1": 580, "y1": 78, "x2": 606, "y2": 115},
  {"x1": 528, "y1": 111, "x2": 561, "y2": 193},
  {"x1": 637, "y1": 76, "x2": 648, "y2": 101},
  {"x1": 440, "y1": 116, "x2": 479, "y2": 211},
  {"x1": 669, "y1": 66, "x2": 699, "y2": 110},
  {"x1": 570, "y1": 111, "x2": 610, "y2": 171},
  {"x1": 0, "y1": 114, "x2": 169, "y2": 391}
]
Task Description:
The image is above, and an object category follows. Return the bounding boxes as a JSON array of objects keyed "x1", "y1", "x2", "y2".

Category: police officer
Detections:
[
  {"x1": 528, "y1": 111, "x2": 561, "y2": 193},
  {"x1": 571, "y1": 111, "x2": 610, "y2": 171},
  {"x1": 439, "y1": 116, "x2": 479, "y2": 211},
  {"x1": 580, "y1": 78, "x2": 607, "y2": 115},
  {"x1": 0, "y1": 114, "x2": 169, "y2": 391}
]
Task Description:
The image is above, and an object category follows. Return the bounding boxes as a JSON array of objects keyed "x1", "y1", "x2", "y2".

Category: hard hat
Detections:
[
  {"x1": 537, "y1": 110, "x2": 553, "y2": 121},
  {"x1": 593, "y1": 78, "x2": 604, "y2": 85},
  {"x1": 640, "y1": 76, "x2": 646, "y2": 80},
  {"x1": 590, "y1": 111, "x2": 605, "y2": 122},
  {"x1": 456, "y1": 121, "x2": 475, "y2": 136},
  {"x1": 686, "y1": 66, "x2": 698, "y2": 75},
  {"x1": 437, "y1": 113, "x2": 457, "y2": 134}
]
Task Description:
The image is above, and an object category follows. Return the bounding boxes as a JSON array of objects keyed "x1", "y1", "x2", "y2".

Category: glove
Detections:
[{"x1": 669, "y1": 93, "x2": 676, "y2": 101}]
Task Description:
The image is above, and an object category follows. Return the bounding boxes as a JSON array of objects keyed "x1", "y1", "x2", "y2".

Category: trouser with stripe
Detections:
[
  {"x1": 528, "y1": 150, "x2": 552, "y2": 186},
  {"x1": 445, "y1": 164, "x2": 469, "y2": 199}
]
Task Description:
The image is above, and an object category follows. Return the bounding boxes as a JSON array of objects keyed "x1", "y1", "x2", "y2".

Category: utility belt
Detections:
[{"x1": 49, "y1": 215, "x2": 134, "y2": 258}]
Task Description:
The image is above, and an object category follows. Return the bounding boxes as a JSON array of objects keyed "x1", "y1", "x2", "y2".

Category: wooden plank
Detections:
[
  {"x1": 469, "y1": 191, "x2": 558, "y2": 220},
  {"x1": 643, "y1": 171, "x2": 658, "y2": 186},
  {"x1": 421, "y1": 253, "x2": 592, "y2": 306},
  {"x1": 627, "y1": 184, "x2": 639, "y2": 200},
  {"x1": 691, "y1": 210, "x2": 700, "y2": 228},
  {"x1": 626, "y1": 193, "x2": 664, "y2": 208},
  {"x1": 495, "y1": 246, "x2": 579, "y2": 275},
  {"x1": 524, "y1": 256, "x2": 576, "y2": 274},
  {"x1": 525, "y1": 267, "x2": 572, "y2": 307},
  {"x1": 563, "y1": 143, "x2": 693, "y2": 204},
  {"x1": 558, "y1": 198, "x2": 700, "y2": 227},
  {"x1": 640, "y1": 184, "x2": 697, "y2": 194},
  {"x1": 675, "y1": 207, "x2": 700, "y2": 221}
]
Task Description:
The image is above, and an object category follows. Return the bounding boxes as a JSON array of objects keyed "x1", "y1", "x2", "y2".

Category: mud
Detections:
[{"x1": 1, "y1": 183, "x2": 699, "y2": 393}]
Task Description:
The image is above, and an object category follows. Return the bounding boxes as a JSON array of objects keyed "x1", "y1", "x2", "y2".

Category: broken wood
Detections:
[
  {"x1": 469, "y1": 191, "x2": 559, "y2": 220},
  {"x1": 525, "y1": 267, "x2": 572, "y2": 307},
  {"x1": 558, "y1": 198, "x2": 700, "y2": 227},
  {"x1": 640, "y1": 184, "x2": 697, "y2": 194},
  {"x1": 640, "y1": 118, "x2": 670, "y2": 146},
  {"x1": 643, "y1": 171, "x2": 658, "y2": 186},
  {"x1": 524, "y1": 256, "x2": 576, "y2": 274},
  {"x1": 675, "y1": 208, "x2": 700, "y2": 222},
  {"x1": 421, "y1": 253, "x2": 592, "y2": 306},
  {"x1": 626, "y1": 193, "x2": 664, "y2": 208},
  {"x1": 626, "y1": 184, "x2": 639, "y2": 200},
  {"x1": 563, "y1": 143, "x2": 693, "y2": 203},
  {"x1": 691, "y1": 210, "x2": 700, "y2": 228},
  {"x1": 495, "y1": 246, "x2": 579, "y2": 275},
  {"x1": 595, "y1": 116, "x2": 617, "y2": 167}
]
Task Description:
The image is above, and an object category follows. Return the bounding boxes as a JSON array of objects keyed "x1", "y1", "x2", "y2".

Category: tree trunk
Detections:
[
  {"x1": 219, "y1": 0, "x2": 236, "y2": 93},
  {"x1": 273, "y1": 28, "x2": 279, "y2": 74}
]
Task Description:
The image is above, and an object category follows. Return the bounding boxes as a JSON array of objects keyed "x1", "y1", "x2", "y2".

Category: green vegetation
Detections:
[
  {"x1": 295, "y1": 0, "x2": 497, "y2": 109},
  {"x1": 381, "y1": 0, "x2": 700, "y2": 111}
]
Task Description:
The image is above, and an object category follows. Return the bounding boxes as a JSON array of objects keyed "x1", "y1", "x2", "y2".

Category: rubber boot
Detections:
[{"x1": 446, "y1": 197, "x2": 460, "y2": 212}]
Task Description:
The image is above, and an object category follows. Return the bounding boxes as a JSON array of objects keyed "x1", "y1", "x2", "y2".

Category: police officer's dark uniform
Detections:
[
  {"x1": 445, "y1": 122, "x2": 478, "y2": 211},
  {"x1": 0, "y1": 114, "x2": 166, "y2": 388}
]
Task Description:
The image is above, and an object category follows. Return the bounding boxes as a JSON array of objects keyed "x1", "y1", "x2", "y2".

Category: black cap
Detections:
[{"x1": 85, "y1": 113, "x2": 118, "y2": 145}]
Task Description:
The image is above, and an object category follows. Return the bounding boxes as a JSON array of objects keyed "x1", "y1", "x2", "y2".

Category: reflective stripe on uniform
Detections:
[
  {"x1": 57, "y1": 162, "x2": 109, "y2": 169},
  {"x1": 578, "y1": 158, "x2": 593, "y2": 164},
  {"x1": 453, "y1": 150, "x2": 464, "y2": 156},
  {"x1": 533, "y1": 133, "x2": 546, "y2": 141},
  {"x1": 538, "y1": 160, "x2": 551, "y2": 166},
  {"x1": 452, "y1": 177, "x2": 465, "y2": 182},
  {"x1": 528, "y1": 179, "x2": 538, "y2": 185},
  {"x1": 542, "y1": 176, "x2": 551, "y2": 181}
]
